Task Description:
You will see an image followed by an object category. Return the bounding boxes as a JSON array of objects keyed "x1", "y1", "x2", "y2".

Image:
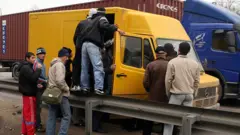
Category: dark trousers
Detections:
[
  {"x1": 36, "y1": 91, "x2": 43, "y2": 128},
  {"x1": 93, "y1": 111, "x2": 103, "y2": 131},
  {"x1": 72, "y1": 47, "x2": 82, "y2": 86},
  {"x1": 142, "y1": 120, "x2": 154, "y2": 135}
]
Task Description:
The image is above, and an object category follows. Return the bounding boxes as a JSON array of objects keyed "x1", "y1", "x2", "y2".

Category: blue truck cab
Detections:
[{"x1": 182, "y1": 0, "x2": 240, "y2": 99}]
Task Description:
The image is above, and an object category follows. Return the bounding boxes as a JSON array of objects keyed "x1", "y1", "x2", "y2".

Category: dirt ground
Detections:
[{"x1": 0, "y1": 92, "x2": 145, "y2": 135}]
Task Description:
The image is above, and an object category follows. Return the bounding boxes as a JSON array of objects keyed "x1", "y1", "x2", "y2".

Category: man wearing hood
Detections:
[
  {"x1": 35, "y1": 47, "x2": 47, "y2": 132},
  {"x1": 142, "y1": 46, "x2": 169, "y2": 135},
  {"x1": 46, "y1": 48, "x2": 71, "y2": 135},
  {"x1": 72, "y1": 8, "x2": 97, "y2": 91},
  {"x1": 19, "y1": 52, "x2": 42, "y2": 135},
  {"x1": 81, "y1": 7, "x2": 124, "y2": 95}
]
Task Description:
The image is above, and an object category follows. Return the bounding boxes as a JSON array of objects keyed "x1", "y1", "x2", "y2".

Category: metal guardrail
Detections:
[{"x1": 0, "y1": 79, "x2": 240, "y2": 135}]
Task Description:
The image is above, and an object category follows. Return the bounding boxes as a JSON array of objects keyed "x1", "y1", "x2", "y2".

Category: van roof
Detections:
[{"x1": 30, "y1": 7, "x2": 190, "y2": 41}]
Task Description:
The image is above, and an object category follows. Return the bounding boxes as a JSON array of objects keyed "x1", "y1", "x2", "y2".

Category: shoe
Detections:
[
  {"x1": 36, "y1": 124, "x2": 46, "y2": 132},
  {"x1": 95, "y1": 89, "x2": 105, "y2": 95},
  {"x1": 93, "y1": 128, "x2": 108, "y2": 133},
  {"x1": 71, "y1": 86, "x2": 81, "y2": 91},
  {"x1": 81, "y1": 88, "x2": 90, "y2": 94}
]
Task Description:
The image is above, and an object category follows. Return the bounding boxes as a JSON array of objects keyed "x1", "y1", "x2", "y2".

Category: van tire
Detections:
[{"x1": 12, "y1": 64, "x2": 20, "y2": 80}]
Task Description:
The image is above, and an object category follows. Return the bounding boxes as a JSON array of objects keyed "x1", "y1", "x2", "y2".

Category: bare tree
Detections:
[
  {"x1": 30, "y1": 4, "x2": 39, "y2": 11},
  {"x1": 213, "y1": 0, "x2": 240, "y2": 13}
]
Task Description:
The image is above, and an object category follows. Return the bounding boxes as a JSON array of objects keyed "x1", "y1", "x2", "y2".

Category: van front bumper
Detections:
[{"x1": 204, "y1": 103, "x2": 220, "y2": 110}]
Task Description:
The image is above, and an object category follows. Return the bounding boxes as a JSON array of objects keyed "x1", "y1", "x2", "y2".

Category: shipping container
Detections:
[{"x1": 0, "y1": 0, "x2": 183, "y2": 65}]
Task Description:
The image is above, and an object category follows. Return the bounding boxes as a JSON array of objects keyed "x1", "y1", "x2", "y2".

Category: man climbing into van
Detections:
[
  {"x1": 72, "y1": 8, "x2": 97, "y2": 91},
  {"x1": 81, "y1": 7, "x2": 125, "y2": 95}
]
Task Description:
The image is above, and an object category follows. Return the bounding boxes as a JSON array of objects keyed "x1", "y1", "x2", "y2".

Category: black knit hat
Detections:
[
  {"x1": 155, "y1": 46, "x2": 165, "y2": 54},
  {"x1": 36, "y1": 47, "x2": 46, "y2": 55},
  {"x1": 58, "y1": 48, "x2": 69, "y2": 57}
]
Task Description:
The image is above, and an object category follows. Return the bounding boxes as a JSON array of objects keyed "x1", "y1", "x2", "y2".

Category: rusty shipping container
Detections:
[{"x1": 0, "y1": 0, "x2": 183, "y2": 63}]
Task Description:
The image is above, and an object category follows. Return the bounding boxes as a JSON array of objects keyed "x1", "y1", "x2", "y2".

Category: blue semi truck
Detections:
[{"x1": 182, "y1": 0, "x2": 240, "y2": 100}]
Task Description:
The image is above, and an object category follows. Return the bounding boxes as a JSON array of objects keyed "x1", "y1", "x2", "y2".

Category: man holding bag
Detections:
[{"x1": 46, "y1": 48, "x2": 71, "y2": 135}]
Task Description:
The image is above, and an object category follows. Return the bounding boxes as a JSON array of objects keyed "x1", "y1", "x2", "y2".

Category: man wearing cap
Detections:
[
  {"x1": 142, "y1": 46, "x2": 169, "y2": 135},
  {"x1": 81, "y1": 7, "x2": 125, "y2": 95},
  {"x1": 72, "y1": 8, "x2": 97, "y2": 91},
  {"x1": 46, "y1": 48, "x2": 71, "y2": 135},
  {"x1": 35, "y1": 47, "x2": 47, "y2": 132}
]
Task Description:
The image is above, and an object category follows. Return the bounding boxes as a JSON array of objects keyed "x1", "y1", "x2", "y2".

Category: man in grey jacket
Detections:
[
  {"x1": 163, "y1": 42, "x2": 200, "y2": 135},
  {"x1": 46, "y1": 48, "x2": 71, "y2": 135}
]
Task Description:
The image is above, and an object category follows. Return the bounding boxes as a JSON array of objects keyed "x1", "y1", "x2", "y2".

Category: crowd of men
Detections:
[{"x1": 18, "y1": 7, "x2": 200, "y2": 135}]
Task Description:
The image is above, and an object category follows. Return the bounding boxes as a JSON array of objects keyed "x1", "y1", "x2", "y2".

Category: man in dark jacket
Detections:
[
  {"x1": 81, "y1": 7, "x2": 124, "y2": 95},
  {"x1": 142, "y1": 46, "x2": 169, "y2": 135},
  {"x1": 72, "y1": 8, "x2": 97, "y2": 91},
  {"x1": 164, "y1": 43, "x2": 177, "y2": 61},
  {"x1": 63, "y1": 47, "x2": 73, "y2": 87},
  {"x1": 19, "y1": 52, "x2": 42, "y2": 135}
]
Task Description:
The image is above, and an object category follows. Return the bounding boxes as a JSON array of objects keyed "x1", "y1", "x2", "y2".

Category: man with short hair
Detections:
[
  {"x1": 35, "y1": 47, "x2": 47, "y2": 132},
  {"x1": 19, "y1": 52, "x2": 42, "y2": 135},
  {"x1": 81, "y1": 7, "x2": 124, "y2": 95},
  {"x1": 163, "y1": 42, "x2": 200, "y2": 135},
  {"x1": 142, "y1": 46, "x2": 169, "y2": 135},
  {"x1": 46, "y1": 48, "x2": 71, "y2": 135}
]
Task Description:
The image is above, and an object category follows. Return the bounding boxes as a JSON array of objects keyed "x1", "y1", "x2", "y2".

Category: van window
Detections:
[
  {"x1": 212, "y1": 30, "x2": 233, "y2": 52},
  {"x1": 122, "y1": 36, "x2": 142, "y2": 68},
  {"x1": 144, "y1": 39, "x2": 154, "y2": 68}
]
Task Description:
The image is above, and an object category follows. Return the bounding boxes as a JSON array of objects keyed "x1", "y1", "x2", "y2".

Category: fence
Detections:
[{"x1": 0, "y1": 79, "x2": 240, "y2": 135}]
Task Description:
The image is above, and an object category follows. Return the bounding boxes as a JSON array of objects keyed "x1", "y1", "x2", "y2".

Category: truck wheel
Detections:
[
  {"x1": 12, "y1": 64, "x2": 20, "y2": 80},
  {"x1": 218, "y1": 83, "x2": 223, "y2": 102}
]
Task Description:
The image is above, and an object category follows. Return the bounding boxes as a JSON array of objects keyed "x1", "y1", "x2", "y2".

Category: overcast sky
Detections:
[{"x1": 0, "y1": 0, "x2": 214, "y2": 15}]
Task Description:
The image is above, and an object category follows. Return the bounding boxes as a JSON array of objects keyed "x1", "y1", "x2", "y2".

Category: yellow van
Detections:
[{"x1": 29, "y1": 7, "x2": 219, "y2": 108}]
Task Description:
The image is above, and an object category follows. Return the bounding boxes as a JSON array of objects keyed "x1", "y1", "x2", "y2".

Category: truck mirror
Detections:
[
  {"x1": 225, "y1": 31, "x2": 236, "y2": 47},
  {"x1": 228, "y1": 46, "x2": 236, "y2": 53},
  {"x1": 233, "y1": 24, "x2": 240, "y2": 33}
]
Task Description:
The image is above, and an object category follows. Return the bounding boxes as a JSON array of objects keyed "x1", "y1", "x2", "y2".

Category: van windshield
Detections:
[{"x1": 156, "y1": 39, "x2": 204, "y2": 71}]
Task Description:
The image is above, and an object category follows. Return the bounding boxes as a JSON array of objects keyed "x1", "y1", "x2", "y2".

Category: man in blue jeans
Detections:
[
  {"x1": 81, "y1": 7, "x2": 124, "y2": 95},
  {"x1": 46, "y1": 48, "x2": 71, "y2": 135}
]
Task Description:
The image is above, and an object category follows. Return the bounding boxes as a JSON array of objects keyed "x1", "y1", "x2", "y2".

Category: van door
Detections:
[{"x1": 112, "y1": 33, "x2": 155, "y2": 96}]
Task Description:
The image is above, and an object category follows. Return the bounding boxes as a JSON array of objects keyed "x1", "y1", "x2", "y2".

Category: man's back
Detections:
[
  {"x1": 48, "y1": 58, "x2": 70, "y2": 97},
  {"x1": 165, "y1": 55, "x2": 200, "y2": 95},
  {"x1": 143, "y1": 59, "x2": 168, "y2": 103}
]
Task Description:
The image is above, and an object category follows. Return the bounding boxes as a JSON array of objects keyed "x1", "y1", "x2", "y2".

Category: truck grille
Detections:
[
  {"x1": 195, "y1": 87, "x2": 217, "y2": 99},
  {"x1": 194, "y1": 87, "x2": 218, "y2": 108},
  {"x1": 195, "y1": 97, "x2": 217, "y2": 108}
]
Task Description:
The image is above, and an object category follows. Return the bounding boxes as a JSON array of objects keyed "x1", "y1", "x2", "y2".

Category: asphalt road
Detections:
[{"x1": 0, "y1": 72, "x2": 239, "y2": 135}]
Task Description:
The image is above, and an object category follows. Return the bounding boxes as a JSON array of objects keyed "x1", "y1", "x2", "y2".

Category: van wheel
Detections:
[{"x1": 12, "y1": 64, "x2": 20, "y2": 80}]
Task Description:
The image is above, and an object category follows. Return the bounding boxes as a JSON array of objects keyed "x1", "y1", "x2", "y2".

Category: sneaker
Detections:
[
  {"x1": 95, "y1": 89, "x2": 105, "y2": 95},
  {"x1": 81, "y1": 88, "x2": 90, "y2": 94},
  {"x1": 71, "y1": 86, "x2": 81, "y2": 91},
  {"x1": 36, "y1": 124, "x2": 46, "y2": 132}
]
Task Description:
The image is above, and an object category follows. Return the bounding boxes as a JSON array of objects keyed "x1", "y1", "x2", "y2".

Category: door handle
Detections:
[
  {"x1": 210, "y1": 60, "x2": 216, "y2": 64},
  {"x1": 116, "y1": 73, "x2": 127, "y2": 78}
]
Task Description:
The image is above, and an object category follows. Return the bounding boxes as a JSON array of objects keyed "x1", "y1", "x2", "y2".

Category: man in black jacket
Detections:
[
  {"x1": 81, "y1": 7, "x2": 124, "y2": 95},
  {"x1": 72, "y1": 8, "x2": 97, "y2": 91},
  {"x1": 19, "y1": 52, "x2": 42, "y2": 135}
]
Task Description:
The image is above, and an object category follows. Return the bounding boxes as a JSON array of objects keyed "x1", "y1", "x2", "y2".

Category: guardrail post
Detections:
[
  {"x1": 181, "y1": 114, "x2": 199, "y2": 135},
  {"x1": 85, "y1": 100, "x2": 102, "y2": 135}
]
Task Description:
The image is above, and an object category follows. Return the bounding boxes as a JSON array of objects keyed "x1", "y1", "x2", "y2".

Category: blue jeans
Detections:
[
  {"x1": 46, "y1": 97, "x2": 71, "y2": 135},
  {"x1": 81, "y1": 42, "x2": 105, "y2": 90}
]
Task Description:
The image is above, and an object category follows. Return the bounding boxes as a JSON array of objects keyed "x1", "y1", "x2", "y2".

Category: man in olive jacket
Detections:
[{"x1": 142, "y1": 46, "x2": 168, "y2": 135}]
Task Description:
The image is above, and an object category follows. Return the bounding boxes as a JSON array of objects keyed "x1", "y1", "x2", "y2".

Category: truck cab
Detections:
[{"x1": 182, "y1": 0, "x2": 240, "y2": 100}]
